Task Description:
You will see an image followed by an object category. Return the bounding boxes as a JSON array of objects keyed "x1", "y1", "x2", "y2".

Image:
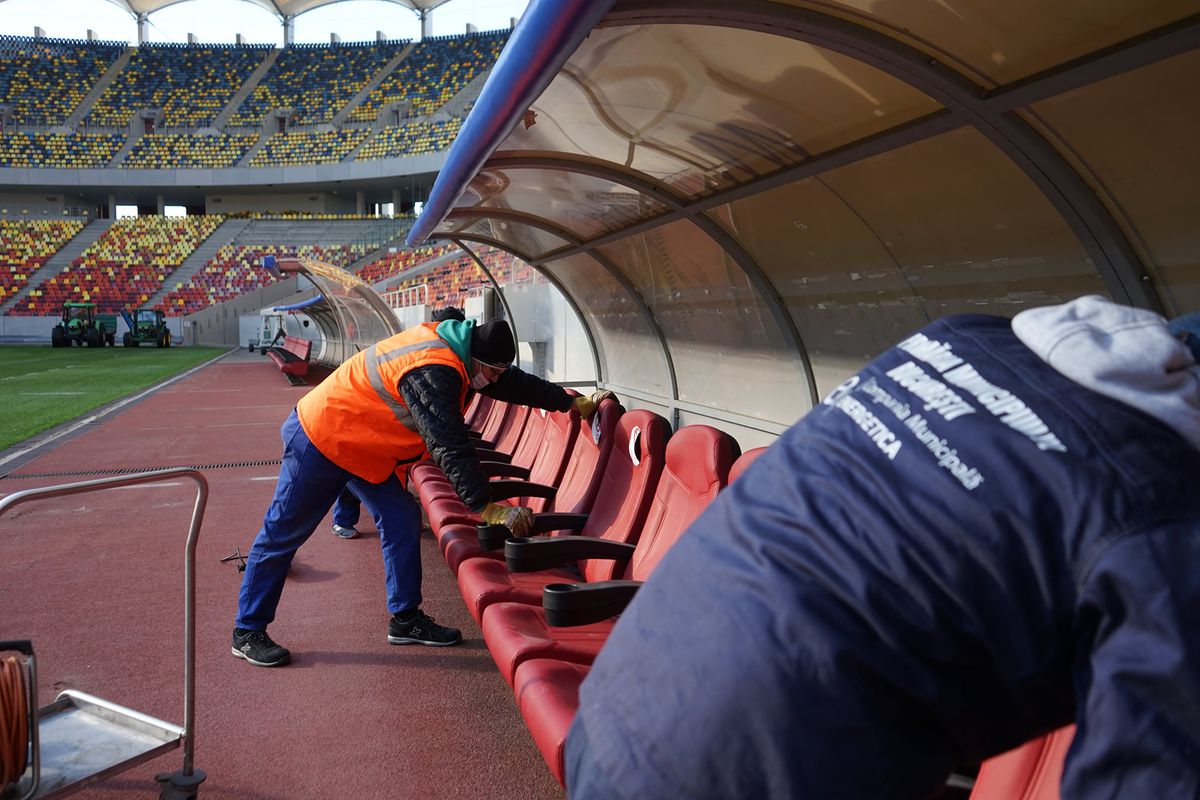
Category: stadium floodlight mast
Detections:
[{"x1": 30, "y1": 0, "x2": 462, "y2": 43}]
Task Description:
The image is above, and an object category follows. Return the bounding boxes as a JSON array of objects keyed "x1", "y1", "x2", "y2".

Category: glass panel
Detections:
[
  {"x1": 440, "y1": 215, "x2": 573, "y2": 260},
  {"x1": 676, "y1": 410, "x2": 779, "y2": 451},
  {"x1": 772, "y1": 0, "x2": 1195, "y2": 85},
  {"x1": 500, "y1": 24, "x2": 939, "y2": 196},
  {"x1": 541, "y1": 253, "x2": 671, "y2": 396},
  {"x1": 708, "y1": 126, "x2": 1101, "y2": 398},
  {"x1": 600, "y1": 219, "x2": 811, "y2": 424},
  {"x1": 279, "y1": 257, "x2": 402, "y2": 365},
  {"x1": 1029, "y1": 50, "x2": 1200, "y2": 316},
  {"x1": 459, "y1": 167, "x2": 669, "y2": 239}
]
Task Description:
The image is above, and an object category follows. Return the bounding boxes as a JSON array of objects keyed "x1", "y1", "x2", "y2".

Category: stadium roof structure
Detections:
[
  {"x1": 80, "y1": 0, "x2": 454, "y2": 21},
  {"x1": 411, "y1": 0, "x2": 1200, "y2": 435}
]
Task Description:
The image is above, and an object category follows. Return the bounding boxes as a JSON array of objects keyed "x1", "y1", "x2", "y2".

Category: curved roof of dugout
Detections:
[{"x1": 409, "y1": 0, "x2": 1200, "y2": 443}]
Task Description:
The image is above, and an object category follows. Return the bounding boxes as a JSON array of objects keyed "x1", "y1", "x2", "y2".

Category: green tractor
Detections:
[
  {"x1": 51, "y1": 302, "x2": 117, "y2": 347},
  {"x1": 121, "y1": 309, "x2": 172, "y2": 348}
]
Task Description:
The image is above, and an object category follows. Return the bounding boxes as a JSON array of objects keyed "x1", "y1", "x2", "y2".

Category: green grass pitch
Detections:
[{"x1": 0, "y1": 345, "x2": 228, "y2": 451}]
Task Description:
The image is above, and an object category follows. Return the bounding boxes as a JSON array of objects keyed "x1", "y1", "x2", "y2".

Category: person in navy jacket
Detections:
[{"x1": 567, "y1": 296, "x2": 1200, "y2": 799}]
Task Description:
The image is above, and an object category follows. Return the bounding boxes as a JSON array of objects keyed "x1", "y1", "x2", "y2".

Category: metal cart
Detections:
[{"x1": 0, "y1": 468, "x2": 208, "y2": 800}]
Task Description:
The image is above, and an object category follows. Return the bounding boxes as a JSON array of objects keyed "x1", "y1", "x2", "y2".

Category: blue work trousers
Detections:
[
  {"x1": 236, "y1": 409, "x2": 422, "y2": 630},
  {"x1": 333, "y1": 486, "x2": 361, "y2": 528}
]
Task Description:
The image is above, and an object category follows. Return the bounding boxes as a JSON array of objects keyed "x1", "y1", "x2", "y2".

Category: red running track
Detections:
[{"x1": 0, "y1": 348, "x2": 565, "y2": 800}]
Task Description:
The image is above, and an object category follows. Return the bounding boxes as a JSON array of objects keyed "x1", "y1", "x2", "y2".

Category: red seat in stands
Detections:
[{"x1": 455, "y1": 409, "x2": 670, "y2": 626}]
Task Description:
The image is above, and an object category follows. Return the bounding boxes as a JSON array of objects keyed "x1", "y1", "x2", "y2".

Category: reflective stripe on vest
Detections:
[
  {"x1": 296, "y1": 324, "x2": 469, "y2": 482},
  {"x1": 364, "y1": 338, "x2": 450, "y2": 428}
]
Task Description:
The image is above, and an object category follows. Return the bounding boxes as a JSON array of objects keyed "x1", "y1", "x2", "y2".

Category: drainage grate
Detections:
[{"x1": 3, "y1": 459, "x2": 283, "y2": 480}]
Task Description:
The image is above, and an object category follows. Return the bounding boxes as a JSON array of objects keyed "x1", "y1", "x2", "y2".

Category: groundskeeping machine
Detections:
[
  {"x1": 120, "y1": 309, "x2": 172, "y2": 348},
  {"x1": 51, "y1": 302, "x2": 117, "y2": 348}
]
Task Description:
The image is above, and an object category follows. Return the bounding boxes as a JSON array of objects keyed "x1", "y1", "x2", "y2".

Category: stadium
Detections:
[{"x1": 1, "y1": 0, "x2": 1198, "y2": 798}]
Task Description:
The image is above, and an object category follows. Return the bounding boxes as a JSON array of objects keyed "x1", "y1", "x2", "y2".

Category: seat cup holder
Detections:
[{"x1": 475, "y1": 523, "x2": 511, "y2": 551}]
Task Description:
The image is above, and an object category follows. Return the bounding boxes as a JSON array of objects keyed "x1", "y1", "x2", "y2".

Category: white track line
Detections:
[{"x1": 0, "y1": 350, "x2": 233, "y2": 470}]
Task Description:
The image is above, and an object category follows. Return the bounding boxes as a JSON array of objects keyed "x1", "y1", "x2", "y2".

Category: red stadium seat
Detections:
[
  {"x1": 455, "y1": 409, "x2": 670, "y2": 626},
  {"x1": 424, "y1": 396, "x2": 581, "y2": 541},
  {"x1": 435, "y1": 398, "x2": 619, "y2": 575},
  {"x1": 501, "y1": 424, "x2": 739, "y2": 784},
  {"x1": 969, "y1": 725, "x2": 1074, "y2": 800},
  {"x1": 484, "y1": 424, "x2": 738, "y2": 687}
]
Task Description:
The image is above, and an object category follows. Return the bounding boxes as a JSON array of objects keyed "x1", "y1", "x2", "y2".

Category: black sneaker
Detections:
[
  {"x1": 387, "y1": 610, "x2": 462, "y2": 647},
  {"x1": 231, "y1": 628, "x2": 291, "y2": 667}
]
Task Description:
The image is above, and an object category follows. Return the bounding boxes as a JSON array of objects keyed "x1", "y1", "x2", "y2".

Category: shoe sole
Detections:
[
  {"x1": 387, "y1": 634, "x2": 461, "y2": 647},
  {"x1": 332, "y1": 530, "x2": 358, "y2": 539},
  {"x1": 231, "y1": 646, "x2": 290, "y2": 667}
]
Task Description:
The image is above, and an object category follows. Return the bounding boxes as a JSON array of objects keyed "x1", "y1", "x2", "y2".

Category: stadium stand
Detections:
[
  {"x1": 380, "y1": 245, "x2": 539, "y2": 307},
  {"x1": 229, "y1": 41, "x2": 409, "y2": 127},
  {"x1": 249, "y1": 127, "x2": 369, "y2": 166},
  {"x1": 0, "y1": 132, "x2": 123, "y2": 168},
  {"x1": 348, "y1": 31, "x2": 506, "y2": 122},
  {"x1": 357, "y1": 117, "x2": 463, "y2": 160},
  {"x1": 86, "y1": 43, "x2": 270, "y2": 128},
  {"x1": 158, "y1": 241, "x2": 369, "y2": 316},
  {"x1": 14, "y1": 215, "x2": 224, "y2": 314},
  {"x1": 0, "y1": 218, "x2": 86, "y2": 302},
  {"x1": 122, "y1": 132, "x2": 259, "y2": 169},
  {"x1": 0, "y1": 35, "x2": 125, "y2": 125},
  {"x1": 354, "y1": 242, "x2": 454, "y2": 285}
]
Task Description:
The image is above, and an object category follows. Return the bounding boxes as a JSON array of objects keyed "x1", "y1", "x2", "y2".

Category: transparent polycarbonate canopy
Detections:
[{"x1": 411, "y1": 0, "x2": 1200, "y2": 438}]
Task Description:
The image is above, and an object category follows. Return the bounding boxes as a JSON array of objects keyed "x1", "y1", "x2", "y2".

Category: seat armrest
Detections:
[
  {"x1": 530, "y1": 513, "x2": 587, "y2": 535},
  {"x1": 488, "y1": 480, "x2": 557, "y2": 502},
  {"x1": 505, "y1": 536, "x2": 635, "y2": 572},
  {"x1": 474, "y1": 447, "x2": 512, "y2": 463},
  {"x1": 481, "y1": 462, "x2": 530, "y2": 479},
  {"x1": 543, "y1": 580, "x2": 642, "y2": 627}
]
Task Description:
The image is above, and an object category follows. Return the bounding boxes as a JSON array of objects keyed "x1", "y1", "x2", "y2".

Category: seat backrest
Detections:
[
  {"x1": 729, "y1": 446, "x2": 768, "y2": 484},
  {"x1": 549, "y1": 399, "x2": 622, "y2": 516},
  {"x1": 521, "y1": 404, "x2": 581, "y2": 512},
  {"x1": 509, "y1": 406, "x2": 550, "y2": 470},
  {"x1": 622, "y1": 424, "x2": 738, "y2": 581},
  {"x1": 464, "y1": 392, "x2": 491, "y2": 429},
  {"x1": 469, "y1": 394, "x2": 502, "y2": 435},
  {"x1": 489, "y1": 402, "x2": 532, "y2": 457},
  {"x1": 478, "y1": 398, "x2": 515, "y2": 444},
  {"x1": 969, "y1": 726, "x2": 1074, "y2": 800},
  {"x1": 579, "y1": 409, "x2": 671, "y2": 582}
]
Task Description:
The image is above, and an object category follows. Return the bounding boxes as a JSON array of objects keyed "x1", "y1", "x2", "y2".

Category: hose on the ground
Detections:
[{"x1": 0, "y1": 655, "x2": 29, "y2": 788}]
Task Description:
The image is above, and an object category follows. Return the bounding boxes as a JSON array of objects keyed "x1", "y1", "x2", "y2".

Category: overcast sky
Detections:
[{"x1": 0, "y1": 0, "x2": 530, "y2": 44}]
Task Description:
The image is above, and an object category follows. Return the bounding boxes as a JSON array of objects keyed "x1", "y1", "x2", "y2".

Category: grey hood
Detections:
[{"x1": 1011, "y1": 295, "x2": 1200, "y2": 451}]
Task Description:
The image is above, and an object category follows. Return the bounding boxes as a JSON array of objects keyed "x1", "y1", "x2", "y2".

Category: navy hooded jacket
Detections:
[{"x1": 569, "y1": 313, "x2": 1200, "y2": 799}]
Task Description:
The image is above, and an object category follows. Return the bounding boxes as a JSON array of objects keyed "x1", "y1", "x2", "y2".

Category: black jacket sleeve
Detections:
[
  {"x1": 480, "y1": 364, "x2": 575, "y2": 412},
  {"x1": 398, "y1": 364, "x2": 491, "y2": 512}
]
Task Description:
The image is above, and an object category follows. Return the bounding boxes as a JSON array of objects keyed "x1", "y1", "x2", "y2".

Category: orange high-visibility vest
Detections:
[{"x1": 296, "y1": 323, "x2": 469, "y2": 482}]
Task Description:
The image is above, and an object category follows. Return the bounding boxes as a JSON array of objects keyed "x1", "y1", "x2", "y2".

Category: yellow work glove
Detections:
[
  {"x1": 572, "y1": 390, "x2": 618, "y2": 419},
  {"x1": 480, "y1": 502, "x2": 534, "y2": 537}
]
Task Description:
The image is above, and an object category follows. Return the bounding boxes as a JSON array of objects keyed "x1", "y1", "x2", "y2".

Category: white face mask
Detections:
[{"x1": 471, "y1": 371, "x2": 492, "y2": 390}]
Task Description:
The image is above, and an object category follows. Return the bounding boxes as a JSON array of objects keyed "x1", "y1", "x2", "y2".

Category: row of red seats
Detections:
[
  {"x1": 415, "y1": 392, "x2": 1076, "y2": 796},
  {"x1": 409, "y1": 391, "x2": 764, "y2": 784}
]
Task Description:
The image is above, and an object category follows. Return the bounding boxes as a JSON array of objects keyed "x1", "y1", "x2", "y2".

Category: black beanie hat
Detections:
[{"x1": 471, "y1": 319, "x2": 516, "y2": 366}]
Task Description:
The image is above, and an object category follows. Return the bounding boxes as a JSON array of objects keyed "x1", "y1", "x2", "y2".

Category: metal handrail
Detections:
[{"x1": 0, "y1": 467, "x2": 209, "y2": 787}]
